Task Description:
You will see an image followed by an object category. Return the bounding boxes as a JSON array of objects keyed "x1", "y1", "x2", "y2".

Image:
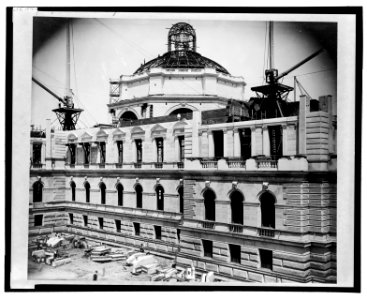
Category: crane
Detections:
[
  {"x1": 249, "y1": 22, "x2": 324, "y2": 119},
  {"x1": 32, "y1": 20, "x2": 83, "y2": 131},
  {"x1": 32, "y1": 77, "x2": 83, "y2": 131}
]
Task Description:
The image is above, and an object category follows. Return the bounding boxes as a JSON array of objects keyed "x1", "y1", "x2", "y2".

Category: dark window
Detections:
[
  {"x1": 84, "y1": 181, "x2": 90, "y2": 203},
  {"x1": 100, "y1": 182, "x2": 106, "y2": 205},
  {"x1": 203, "y1": 189, "x2": 216, "y2": 221},
  {"x1": 154, "y1": 225, "x2": 162, "y2": 240},
  {"x1": 82, "y1": 143, "x2": 91, "y2": 164},
  {"x1": 260, "y1": 192, "x2": 276, "y2": 228},
  {"x1": 133, "y1": 222, "x2": 140, "y2": 236},
  {"x1": 98, "y1": 217, "x2": 104, "y2": 230},
  {"x1": 178, "y1": 136, "x2": 185, "y2": 161},
  {"x1": 156, "y1": 138, "x2": 164, "y2": 163},
  {"x1": 83, "y1": 215, "x2": 88, "y2": 227},
  {"x1": 136, "y1": 140, "x2": 143, "y2": 163},
  {"x1": 213, "y1": 130, "x2": 224, "y2": 158},
  {"x1": 115, "y1": 220, "x2": 121, "y2": 232},
  {"x1": 120, "y1": 111, "x2": 138, "y2": 123},
  {"x1": 68, "y1": 144, "x2": 76, "y2": 165},
  {"x1": 202, "y1": 239, "x2": 213, "y2": 258},
  {"x1": 177, "y1": 229, "x2": 181, "y2": 242},
  {"x1": 240, "y1": 128, "x2": 252, "y2": 160},
  {"x1": 33, "y1": 181, "x2": 43, "y2": 202},
  {"x1": 259, "y1": 249, "x2": 273, "y2": 270},
  {"x1": 70, "y1": 181, "x2": 76, "y2": 201},
  {"x1": 32, "y1": 143, "x2": 42, "y2": 164},
  {"x1": 268, "y1": 125, "x2": 283, "y2": 160},
  {"x1": 99, "y1": 142, "x2": 106, "y2": 164},
  {"x1": 69, "y1": 213, "x2": 73, "y2": 225},
  {"x1": 34, "y1": 214, "x2": 43, "y2": 226},
  {"x1": 135, "y1": 184, "x2": 143, "y2": 208},
  {"x1": 229, "y1": 244, "x2": 241, "y2": 264},
  {"x1": 156, "y1": 185, "x2": 164, "y2": 211},
  {"x1": 149, "y1": 105, "x2": 153, "y2": 118},
  {"x1": 117, "y1": 183, "x2": 123, "y2": 206},
  {"x1": 178, "y1": 186, "x2": 184, "y2": 214},
  {"x1": 230, "y1": 190, "x2": 244, "y2": 225},
  {"x1": 117, "y1": 141, "x2": 123, "y2": 164}
]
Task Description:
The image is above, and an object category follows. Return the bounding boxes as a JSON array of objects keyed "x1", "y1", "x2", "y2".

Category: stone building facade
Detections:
[{"x1": 29, "y1": 22, "x2": 337, "y2": 283}]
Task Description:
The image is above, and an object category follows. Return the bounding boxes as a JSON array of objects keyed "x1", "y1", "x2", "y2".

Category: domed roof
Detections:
[
  {"x1": 133, "y1": 22, "x2": 230, "y2": 75},
  {"x1": 134, "y1": 50, "x2": 230, "y2": 75}
]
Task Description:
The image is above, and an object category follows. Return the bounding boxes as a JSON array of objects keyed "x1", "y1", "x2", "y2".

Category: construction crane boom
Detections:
[
  {"x1": 275, "y1": 48, "x2": 324, "y2": 81},
  {"x1": 32, "y1": 77, "x2": 65, "y2": 104}
]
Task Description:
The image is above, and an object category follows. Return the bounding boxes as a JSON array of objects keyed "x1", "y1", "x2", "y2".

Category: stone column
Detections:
[
  {"x1": 233, "y1": 128, "x2": 241, "y2": 157},
  {"x1": 282, "y1": 124, "x2": 288, "y2": 156},
  {"x1": 41, "y1": 142, "x2": 46, "y2": 164},
  {"x1": 208, "y1": 131, "x2": 214, "y2": 158},
  {"x1": 45, "y1": 119, "x2": 52, "y2": 168},
  {"x1": 223, "y1": 129, "x2": 230, "y2": 157},
  {"x1": 200, "y1": 131, "x2": 209, "y2": 158},
  {"x1": 174, "y1": 136, "x2": 179, "y2": 161},
  {"x1": 298, "y1": 95, "x2": 309, "y2": 156},
  {"x1": 262, "y1": 126, "x2": 270, "y2": 156},
  {"x1": 286, "y1": 124, "x2": 297, "y2": 156}
]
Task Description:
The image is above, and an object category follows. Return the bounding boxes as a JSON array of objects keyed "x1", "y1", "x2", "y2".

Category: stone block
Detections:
[
  {"x1": 233, "y1": 268, "x2": 248, "y2": 279},
  {"x1": 264, "y1": 275, "x2": 277, "y2": 283},
  {"x1": 248, "y1": 272, "x2": 263, "y2": 282},
  {"x1": 206, "y1": 262, "x2": 218, "y2": 272},
  {"x1": 218, "y1": 265, "x2": 232, "y2": 276}
]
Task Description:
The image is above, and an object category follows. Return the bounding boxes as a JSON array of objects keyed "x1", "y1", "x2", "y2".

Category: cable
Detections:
[{"x1": 262, "y1": 22, "x2": 268, "y2": 84}]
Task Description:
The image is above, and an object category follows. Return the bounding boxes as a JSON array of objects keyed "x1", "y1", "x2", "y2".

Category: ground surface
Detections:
[{"x1": 28, "y1": 247, "x2": 173, "y2": 282}]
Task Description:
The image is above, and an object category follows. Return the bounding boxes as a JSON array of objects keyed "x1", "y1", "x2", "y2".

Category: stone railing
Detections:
[
  {"x1": 256, "y1": 158, "x2": 278, "y2": 169},
  {"x1": 229, "y1": 224, "x2": 243, "y2": 233},
  {"x1": 226, "y1": 159, "x2": 246, "y2": 169},
  {"x1": 31, "y1": 163, "x2": 45, "y2": 169},
  {"x1": 201, "y1": 220, "x2": 215, "y2": 229},
  {"x1": 258, "y1": 227, "x2": 275, "y2": 237},
  {"x1": 200, "y1": 159, "x2": 218, "y2": 169}
]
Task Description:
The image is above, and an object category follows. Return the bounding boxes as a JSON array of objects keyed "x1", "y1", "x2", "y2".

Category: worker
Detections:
[
  {"x1": 93, "y1": 270, "x2": 98, "y2": 281},
  {"x1": 139, "y1": 243, "x2": 144, "y2": 253}
]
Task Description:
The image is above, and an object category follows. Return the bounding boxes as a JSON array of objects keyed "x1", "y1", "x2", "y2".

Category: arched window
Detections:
[
  {"x1": 116, "y1": 183, "x2": 123, "y2": 206},
  {"x1": 100, "y1": 182, "x2": 106, "y2": 205},
  {"x1": 260, "y1": 192, "x2": 276, "y2": 228},
  {"x1": 84, "y1": 181, "x2": 90, "y2": 203},
  {"x1": 156, "y1": 185, "x2": 164, "y2": 211},
  {"x1": 230, "y1": 190, "x2": 244, "y2": 225},
  {"x1": 178, "y1": 185, "x2": 184, "y2": 214},
  {"x1": 33, "y1": 181, "x2": 43, "y2": 202},
  {"x1": 70, "y1": 181, "x2": 76, "y2": 201},
  {"x1": 203, "y1": 189, "x2": 216, "y2": 221},
  {"x1": 135, "y1": 184, "x2": 143, "y2": 208}
]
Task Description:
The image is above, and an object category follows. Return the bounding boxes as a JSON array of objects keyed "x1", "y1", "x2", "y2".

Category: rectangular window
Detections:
[
  {"x1": 268, "y1": 125, "x2": 283, "y2": 160},
  {"x1": 136, "y1": 140, "x2": 143, "y2": 163},
  {"x1": 150, "y1": 105, "x2": 153, "y2": 118},
  {"x1": 68, "y1": 144, "x2": 76, "y2": 165},
  {"x1": 202, "y1": 239, "x2": 213, "y2": 258},
  {"x1": 98, "y1": 217, "x2": 104, "y2": 230},
  {"x1": 133, "y1": 222, "x2": 140, "y2": 236},
  {"x1": 213, "y1": 130, "x2": 224, "y2": 158},
  {"x1": 240, "y1": 128, "x2": 252, "y2": 160},
  {"x1": 82, "y1": 143, "x2": 91, "y2": 164},
  {"x1": 32, "y1": 143, "x2": 42, "y2": 165},
  {"x1": 117, "y1": 141, "x2": 123, "y2": 164},
  {"x1": 83, "y1": 215, "x2": 88, "y2": 227},
  {"x1": 259, "y1": 249, "x2": 273, "y2": 270},
  {"x1": 178, "y1": 136, "x2": 185, "y2": 161},
  {"x1": 99, "y1": 142, "x2": 106, "y2": 164},
  {"x1": 115, "y1": 220, "x2": 121, "y2": 233},
  {"x1": 69, "y1": 213, "x2": 74, "y2": 225},
  {"x1": 156, "y1": 138, "x2": 164, "y2": 163},
  {"x1": 34, "y1": 214, "x2": 43, "y2": 226},
  {"x1": 229, "y1": 244, "x2": 241, "y2": 264},
  {"x1": 154, "y1": 225, "x2": 162, "y2": 240}
]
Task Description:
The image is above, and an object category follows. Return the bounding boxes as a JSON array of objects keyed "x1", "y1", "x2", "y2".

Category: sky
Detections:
[{"x1": 31, "y1": 16, "x2": 337, "y2": 130}]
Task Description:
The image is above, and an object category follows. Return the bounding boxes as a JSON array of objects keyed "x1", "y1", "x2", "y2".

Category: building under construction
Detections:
[{"x1": 29, "y1": 21, "x2": 337, "y2": 283}]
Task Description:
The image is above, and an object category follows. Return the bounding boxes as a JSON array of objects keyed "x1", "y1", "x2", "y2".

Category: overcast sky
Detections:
[{"x1": 31, "y1": 16, "x2": 337, "y2": 129}]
